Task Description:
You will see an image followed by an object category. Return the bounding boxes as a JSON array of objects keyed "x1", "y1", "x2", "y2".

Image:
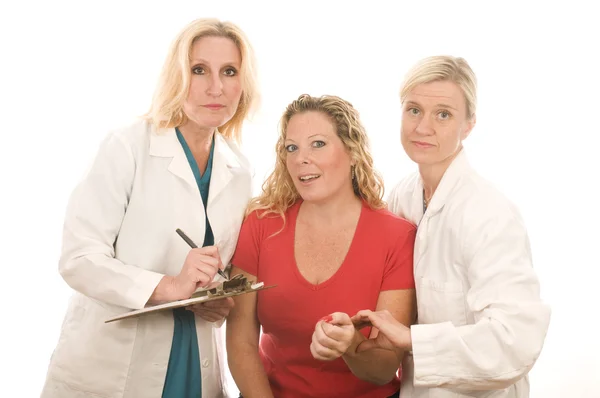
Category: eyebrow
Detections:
[
  {"x1": 405, "y1": 100, "x2": 458, "y2": 111},
  {"x1": 285, "y1": 134, "x2": 327, "y2": 142},
  {"x1": 190, "y1": 58, "x2": 241, "y2": 67}
]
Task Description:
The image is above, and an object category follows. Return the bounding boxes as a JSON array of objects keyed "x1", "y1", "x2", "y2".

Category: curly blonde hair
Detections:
[
  {"x1": 247, "y1": 94, "x2": 385, "y2": 222},
  {"x1": 144, "y1": 18, "x2": 259, "y2": 142}
]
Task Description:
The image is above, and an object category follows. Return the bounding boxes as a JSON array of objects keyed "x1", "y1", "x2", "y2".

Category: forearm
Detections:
[
  {"x1": 343, "y1": 331, "x2": 401, "y2": 385},
  {"x1": 228, "y1": 342, "x2": 273, "y2": 398},
  {"x1": 59, "y1": 253, "x2": 164, "y2": 309},
  {"x1": 411, "y1": 307, "x2": 550, "y2": 391}
]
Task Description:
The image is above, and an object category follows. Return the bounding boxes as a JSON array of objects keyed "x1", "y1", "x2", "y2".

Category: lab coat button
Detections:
[{"x1": 202, "y1": 359, "x2": 210, "y2": 368}]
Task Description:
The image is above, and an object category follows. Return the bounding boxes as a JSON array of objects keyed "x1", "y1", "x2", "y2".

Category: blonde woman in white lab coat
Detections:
[
  {"x1": 41, "y1": 18, "x2": 259, "y2": 398},
  {"x1": 353, "y1": 56, "x2": 550, "y2": 398}
]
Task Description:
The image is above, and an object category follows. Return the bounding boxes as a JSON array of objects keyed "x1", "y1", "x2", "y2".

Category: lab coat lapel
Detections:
[
  {"x1": 207, "y1": 133, "x2": 237, "y2": 207},
  {"x1": 149, "y1": 127, "x2": 198, "y2": 190},
  {"x1": 414, "y1": 150, "x2": 471, "y2": 272}
]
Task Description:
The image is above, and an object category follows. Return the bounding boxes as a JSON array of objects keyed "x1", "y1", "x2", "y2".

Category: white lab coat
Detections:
[
  {"x1": 41, "y1": 120, "x2": 252, "y2": 398},
  {"x1": 388, "y1": 150, "x2": 550, "y2": 398}
]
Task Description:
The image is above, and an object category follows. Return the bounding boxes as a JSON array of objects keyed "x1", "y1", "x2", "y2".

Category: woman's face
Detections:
[
  {"x1": 284, "y1": 111, "x2": 355, "y2": 204},
  {"x1": 182, "y1": 36, "x2": 243, "y2": 132},
  {"x1": 401, "y1": 80, "x2": 475, "y2": 166}
]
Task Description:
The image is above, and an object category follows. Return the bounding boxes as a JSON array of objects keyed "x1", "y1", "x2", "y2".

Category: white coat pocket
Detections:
[{"x1": 417, "y1": 277, "x2": 467, "y2": 326}]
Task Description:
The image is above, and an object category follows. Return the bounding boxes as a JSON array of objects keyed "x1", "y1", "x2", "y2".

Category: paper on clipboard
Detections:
[{"x1": 105, "y1": 275, "x2": 275, "y2": 323}]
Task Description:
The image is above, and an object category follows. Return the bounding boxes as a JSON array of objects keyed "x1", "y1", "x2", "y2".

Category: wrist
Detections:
[
  {"x1": 344, "y1": 329, "x2": 365, "y2": 358},
  {"x1": 151, "y1": 275, "x2": 177, "y2": 303},
  {"x1": 403, "y1": 327, "x2": 413, "y2": 351}
]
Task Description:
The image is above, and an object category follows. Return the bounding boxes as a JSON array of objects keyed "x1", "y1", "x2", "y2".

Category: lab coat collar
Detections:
[
  {"x1": 417, "y1": 149, "x2": 471, "y2": 217},
  {"x1": 149, "y1": 126, "x2": 242, "y2": 204}
]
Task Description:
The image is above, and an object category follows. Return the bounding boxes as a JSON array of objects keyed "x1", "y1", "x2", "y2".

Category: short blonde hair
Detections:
[
  {"x1": 247, "y1": 94, "x2": 385, "y2": 221},
  {"x1": 400, "y1": 56, "x2": 477, "y2": 119},
  {"x1": 145, "y1": 18, "x2": 259, "y2": 142}
]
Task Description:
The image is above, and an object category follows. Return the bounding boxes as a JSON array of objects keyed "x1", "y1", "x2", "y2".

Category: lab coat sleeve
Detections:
[
  {"x1": 59, "y1": 132, "x2": 164, "y2": 310},
  {"x1": 411, "y1": 204, "x2": 551, "y2": 390}
]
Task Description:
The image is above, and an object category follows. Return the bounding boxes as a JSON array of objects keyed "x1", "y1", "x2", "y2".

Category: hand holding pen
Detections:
[
  {"x1": 176, "y1": 228, "x2": 229, "y2": 281},
  {"x1": 159, "y1": 228, "x2": 228, "y2": 301}
]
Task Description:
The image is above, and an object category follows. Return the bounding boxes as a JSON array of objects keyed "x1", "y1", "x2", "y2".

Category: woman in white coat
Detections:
[
  {"x1": 41, "y1": 18, "x2": 259, "y2": 398},
  {"x1": 352, "y1": 56, "x2": 551, "y2": 398}
]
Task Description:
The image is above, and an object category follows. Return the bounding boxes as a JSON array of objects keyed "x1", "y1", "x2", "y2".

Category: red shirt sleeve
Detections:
[
  {"x1": 231, "y1": 210, "x2": 264, "y2": 276},
  {"x1": 381, "y1": 221, "x2": 416, "y2": 291}
]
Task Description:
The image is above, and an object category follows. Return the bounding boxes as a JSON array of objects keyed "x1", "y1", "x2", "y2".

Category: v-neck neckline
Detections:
[{"x1": 289, "y1": 200, "x2": 365, "y2": 291}]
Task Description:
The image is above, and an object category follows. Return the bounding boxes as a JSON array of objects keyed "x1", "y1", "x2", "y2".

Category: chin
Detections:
[
  {"x1": 404, "y1": 149, "x2": 424, "y2": 163},
  {"x1": 297, "y1": 190, "x2": 328, "y2": 204},
  {"x1": 191, "y1": 115, "x2": 231, "y2": 130}
]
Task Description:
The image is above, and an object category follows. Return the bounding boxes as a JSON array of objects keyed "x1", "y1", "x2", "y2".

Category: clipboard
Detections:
[{"x1": 105, "y1": 275, "x2": 275, "y2": 323}]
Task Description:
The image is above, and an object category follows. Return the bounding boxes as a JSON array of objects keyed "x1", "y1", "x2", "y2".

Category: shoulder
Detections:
[
  {"x1": 85, "y1": 119, "x2": 151, "y2": 168},
  {"x1": 387, "y1": 171, "x2": 420, "y2": 214},
  {"x1": 451, "y1": 171, "x2": 526, "y2": 232},
  {"x1": 243, "y1": 203, "x2": 299, "y2": 233},
  {"x1": 107, "y1": 119, "x2": 152, "y2": 149},
  {"x1": 91, "y1": 119, "x2": 154, "y2": 166},
  {"x1": 389, "y1": 171, "x2": 420, "y2": 197},
  {"x1": 363, "y1": 205, "x2": 417, "y2": 240}
]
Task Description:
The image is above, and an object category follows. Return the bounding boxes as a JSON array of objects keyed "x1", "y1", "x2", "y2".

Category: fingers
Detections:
[
  {"x1": 186, "y1": 298, "x2": 234, "y2": 322},
  {"x1": 352, "y1": 310, "x2": 385, "y2": 329},
  {"x1": 188, "y1": 307, "x2": 223, "y2": 322},
  {"x1": 183, "y1": 250, "x2": 222, "y2": 286},
  {"x1": 202, "y1": 297, "x2": 234, "y2": 310},
  {"x1": 204, "y1": 281, "x2": 222, "y2": 290},
  {"x1": 310, "y1": 326, "x2": 345, "y2": 361},
  {"x1": 194, "y1": 246, "x2": 225, "y2": 270},
  {"x1": 327, "y1": 312, "x2": 353, "y2": 327},
  {"x1": 310, "y1": 316, "x2": 355, "y2": 361}
]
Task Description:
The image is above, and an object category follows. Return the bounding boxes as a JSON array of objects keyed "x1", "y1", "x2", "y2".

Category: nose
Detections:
[
  {"x1": 415, "y1": 115, "x2": 434, "y2": 136},
  {"x1": 206, "y1": 73, "x2": 223, "y2": 97},
  {"x1": 295, "y1": 146, "x2": 311, "y2": 165}
]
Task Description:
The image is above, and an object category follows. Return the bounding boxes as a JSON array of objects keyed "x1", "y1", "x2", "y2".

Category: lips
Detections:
[
  {"x1": 203, "y1": 104, "x2": 225, "y2": 110},
  {"x1": 413, "y1": 141, "x2": 434, "y2": 148},
  {"x1": 298, "y1": 174, "x2": 320, "y2": 182}
]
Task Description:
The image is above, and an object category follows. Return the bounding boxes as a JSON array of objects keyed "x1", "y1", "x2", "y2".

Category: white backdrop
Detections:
[{"x1": 1, "y1": 1, "x2": 598, "y2": 397}]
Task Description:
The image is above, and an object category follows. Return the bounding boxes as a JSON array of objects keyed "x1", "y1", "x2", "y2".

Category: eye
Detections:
[
  {"x1": 285, "y1": 144, "x2": 298, "y2": 152},
  {"x1": 438, "y1": 110, "x2": 451, "y2": 120},
  {"x1": 223, "y1": 67, "x2": 238, "y2": 77},
  {"x1": 311, "y1": 140, "x2": 326, "y2": 148},
  {"x1": 192, "y1": 66, "x2": 205, "y2": 75},
  {"x1": 408, "y1": 107, "x2": 420, "y2": 116}
]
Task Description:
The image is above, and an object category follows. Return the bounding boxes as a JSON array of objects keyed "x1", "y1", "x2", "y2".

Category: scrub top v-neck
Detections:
[{"x1": 162, "y1": 128, "x2": 215, "y2": 398}]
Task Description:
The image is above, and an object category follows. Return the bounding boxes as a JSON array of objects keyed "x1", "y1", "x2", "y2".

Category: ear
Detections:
[{"x1": 461, "y1": 114, "x2": 476, "y2": 140}]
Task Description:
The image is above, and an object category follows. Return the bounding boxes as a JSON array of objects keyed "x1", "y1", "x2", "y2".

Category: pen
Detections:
[{"x1": 175, "y1": 228, "x2": 229, "y2": 281}]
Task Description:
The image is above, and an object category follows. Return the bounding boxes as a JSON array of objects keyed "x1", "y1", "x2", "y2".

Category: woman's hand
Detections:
[
  {"x1": 351, "y1": 309, "x2": 412, "y2": 352},
  {"x1": 187, "y1": 297, "x2": 235, "y2": 322},
  {"x1": 149, "y1": 246, "x2": 223, "y2": 304},
  {"x1": 310, "y1": 312, "x2": 358, "y2": 361},
  {"x1": 172, "y1": 245, "x2": 224, "y2": 298}
]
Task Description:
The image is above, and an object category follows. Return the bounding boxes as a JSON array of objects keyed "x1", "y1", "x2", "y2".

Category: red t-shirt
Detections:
[{"x1": 232, "y1": 201, "x2": 416, "y2": 398}]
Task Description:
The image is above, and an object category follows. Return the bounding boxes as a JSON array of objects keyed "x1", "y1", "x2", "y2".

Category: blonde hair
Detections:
[
  {"x1": 144, "y1": 18, "x2": 259, "y2": 142},
  {"x1": 400, "y1": 56, "x2": 477, "y2": 119},
  {"x1": 247, "y1": 94, "x2": 385, "y2": 221}
]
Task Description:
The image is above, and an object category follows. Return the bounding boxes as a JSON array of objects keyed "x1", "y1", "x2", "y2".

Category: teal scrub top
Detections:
[{"x1": 162, "y1": 128, "x2": 215, "y2": 398}]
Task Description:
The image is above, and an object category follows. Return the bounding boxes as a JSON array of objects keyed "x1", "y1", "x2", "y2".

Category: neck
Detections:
[
  {"x1": 300, "y1": 191, "x2": 362, "y2": 225},
  {"x1": 419, "y1": 147, "x2": 462, "y2": 201},
  {"x1": 178, "y1": 122, "x2": 214, "y2": 154}
]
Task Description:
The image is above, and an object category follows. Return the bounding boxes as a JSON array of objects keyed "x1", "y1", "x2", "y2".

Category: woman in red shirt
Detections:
[{"x1": 226, "y1": 94, "x2": 416, "y2": 398}]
